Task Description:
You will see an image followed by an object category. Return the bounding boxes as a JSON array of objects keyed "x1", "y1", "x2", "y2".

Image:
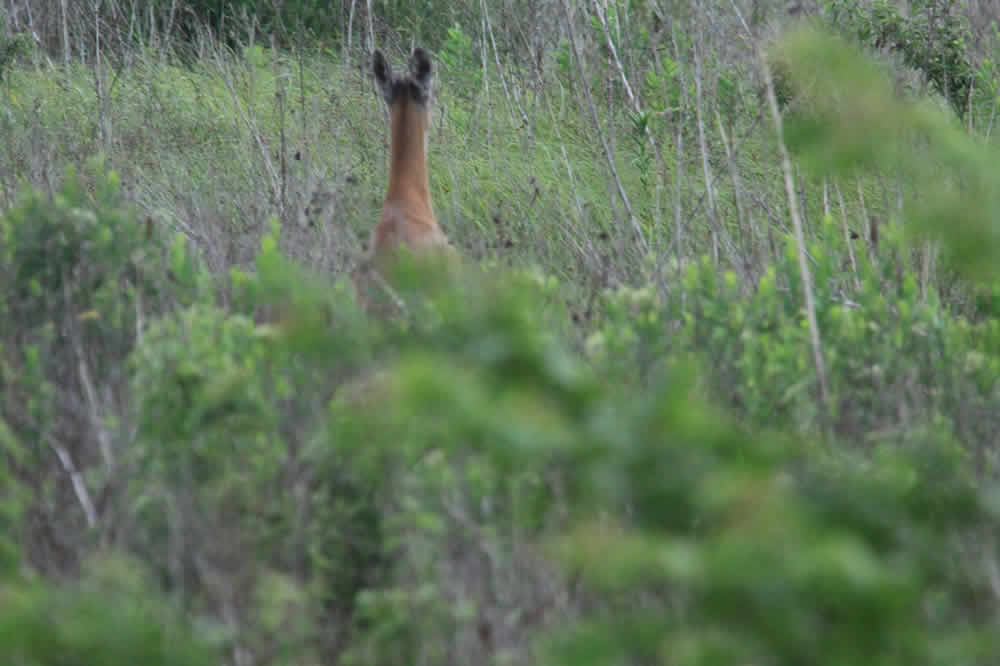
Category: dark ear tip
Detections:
[
  {"x1": 410, "y1": 47, "x2": 432, "y2": 76},
  {"x1": 373, "y1": 49, "x2": 391, "y2": 81}
]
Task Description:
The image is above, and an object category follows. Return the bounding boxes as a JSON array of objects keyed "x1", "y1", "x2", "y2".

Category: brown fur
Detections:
[{"x1": 353, "y1": 47, "x2": 456, "y2": 315}]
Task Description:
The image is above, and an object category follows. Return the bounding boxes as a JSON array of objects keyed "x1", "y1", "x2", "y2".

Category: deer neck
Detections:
[{"x1": 385, "y1": 101, "x2": 432, "y2": 210}]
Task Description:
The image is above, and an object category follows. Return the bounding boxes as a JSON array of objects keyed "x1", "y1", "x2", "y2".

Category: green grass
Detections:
[{"x1": 0, "y1": 44, "x2": 803, "y2": 285}]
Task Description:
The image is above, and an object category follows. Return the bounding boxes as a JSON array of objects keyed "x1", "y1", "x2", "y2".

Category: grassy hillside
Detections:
[{"x1": 2, "y1": 1, "x2": 1000, "y2": 664}]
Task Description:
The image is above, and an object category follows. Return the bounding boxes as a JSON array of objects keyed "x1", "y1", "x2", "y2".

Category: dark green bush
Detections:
[
  {"x1": 0, "y1": 419, "x2": 23, "y2": 574},
  {"x1": 139, "y1": 0, "x2": 481, "y2": 52},
  {"x1": 588, "y1": 221, "x2": 1000, "y2": 450},
  {"x1": 825, "y1": 0, "x2": 977, "y2": 118},
  {"x1": 180, "y1": 0, "x2": 341, "y2": 44},
  {"x1": 0, "y1": 555, "x2": 219, "y2": 666},
  {"x1": 0, "y1": 156, "x2": 205, "y2": 571},
  {"x1": 127, "y1": 231, "x2": 391, "y2": 663},
  {"x1": 297, "y1": 255, "x2": 1000, "y2": 666}
]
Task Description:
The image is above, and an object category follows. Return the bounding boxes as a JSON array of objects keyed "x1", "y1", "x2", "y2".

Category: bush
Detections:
[
  {"x1": 293, "y1": 256, "x2": 1000, "y2": 666},
  {"x1": 0, "y1": 419, "x2": 23, "y2": 574},
  {"x1": 587, "y1": 221, "x2": 1000, "y2": 450},
  {"x1": 0, "y1": 156, "x2": 205, "y2": 571},
  {"x1": 179, "y1": 0, "x2": 342, "y2": 45},
  {"x1": 0, "y1": 555, "x2": 219, "y2": 666},
  {"x1": 127, "y1": 237, "x2": 390, "y2": 662},
  {"x1": 824, "y1": 0, "x2": 977, "y2": 118}
]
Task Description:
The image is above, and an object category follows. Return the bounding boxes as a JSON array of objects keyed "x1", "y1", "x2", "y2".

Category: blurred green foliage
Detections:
[
  {"x1": 825, "y1": 0, "x2": 977, "y2": 118},
  {"x1": 0, "y1": 555, "x2": 219, "y2": 666},
  {"x1": 777, "y1": 26, "x2": 1000, "y2": 279}
]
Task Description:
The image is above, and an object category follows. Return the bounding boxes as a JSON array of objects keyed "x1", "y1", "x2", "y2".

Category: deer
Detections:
[{"x1": 352, "y1": 46, "x2": 457, "y2": 315}]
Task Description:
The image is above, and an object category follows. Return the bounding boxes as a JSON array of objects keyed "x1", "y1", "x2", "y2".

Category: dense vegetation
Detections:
[{"x1": 2, "y1": 0, "x2": 1000, "y2": 664}]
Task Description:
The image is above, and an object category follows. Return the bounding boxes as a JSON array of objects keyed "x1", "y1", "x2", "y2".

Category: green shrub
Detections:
[
  {"x1": 776, "y1": 27, "x2": 1000, "y2": 280},
  {"x1": 0, "y1": 555, "x2": 219, "y2": 666},
  {"x1": 588, "y1": 218, "x2": 1000, "y2": 450},
  {"x1": 0, "y1": 418, "x2": 23, "y2": 574},
  {"x1": 290, "y1": 256, "x2": 1000, "y2": 666},
  {"x1": 824, "y1": 0, "x2": 977, "y2": 118},
  {"x1": 128, "y1": 239, "x2": 390, "y2": 662},
  {"x1": 0, "y1": 156, "x2": 205, "y2": 570},
  {"x1": 185, "y1": 0, "x2": 340, "y2": 43}
]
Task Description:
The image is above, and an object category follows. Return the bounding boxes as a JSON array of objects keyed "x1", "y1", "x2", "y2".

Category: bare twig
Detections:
[
  {"x1": 716, "y1": 107, "x2": 748, "y2": 267},
  {"x1": 365, "y1": 0, "x2": 374, "y2": 54},
  {"x1": 593, "y1": 0, "x2": 674, "y2": 244},
  {"x1": 272, "y1": 36, "x2": 288, "y2": 217},
  {"x1": 919, "y1": 242, "x2": 936, "y2": 303},
  {"x1": 523, "y1": 32, "x2": 600, "y2": 271},
  {"x1": 50, "y1": 437, "x2": 99, "y2": 529},
  {"x1": 986, "y1": 549, "x2": 1000, "y2": 603},
  {"x1": 693, "y1": 21, "x2": 721, "y2": 264},
  {"x1": 165, "y1": 0, "x2": 178, "y2": 43},
  {"x1": 483, "y1": 0, "x2": 527, "y2": 126},
  {"x1": 559, "y1": 0, "x2": 648, "y2": 254},
  {"x1": 93, "y1": 1, "x2": 113, "y2": 155},
  {"x1": 64, "y1": 281, "x2": 116, "y2": 472},
  {"x1": 835, "y1": 181, "x2": 860, "y2": 290},
  {"x1": 345, "y1": 0, "x2": 356, "y2": 56},
  {"x1": 856, "y1": 176, "x2": 874, "y2": 263},
  {"x1": 673, "y1": 109, "x2": 686, "y2": 275},
  {"x1": 209, "y1": 40, "x2": 281, "y2": 205},
  {"x1": 986, "y1": 94, "x2": 997, "y2": 139},
  {"x1": 479, "y1": 0, "x2": 492, "y2": 149},
  {"x1": 668, "y1": 26, "x2": 687, "y2": 275},
  {"x1": 762, "y1": 51, "x2": 830, "y2": 416},
  {"x1": 60, "y1": 0, "x2": 71, "y2": 63}
]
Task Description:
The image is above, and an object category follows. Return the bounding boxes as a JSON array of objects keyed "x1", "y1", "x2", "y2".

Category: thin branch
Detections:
[
  {"x1": 479, "y1": 0, "x2": 492, "y2": 149},
  {"x1": 345, "y1": 0, "x2": 357, "y2": 58},
  {"x1": 693, "y1": 21, "x2": 721, "y2": 264},
  {"x1": 716, "y1": 107, "x2": 748, "y2": 268},
  {"x1": 593, "y1": 0, "x2": 673, "y2": 228},
  {"x1": 762, "y1": 51, "x2": 830, "y2": 417},
  {"x1": 365, "y1": 0, "x2": 375, "y2": 54},
  {"x1": 835, "y1": 181, "x2": 860, "y2": 291},
  {"x1": 64, "y1": 281, "x2": 116, "y2": 472},
  {"x1": 60, "y1": 0, "x2": 71, "y2": 63},
  {"x1": 523, "y1": 31, "x2": 601, "y2": 271},
  {"x1": 50, "y1": 436, "x2": 98, "y2": 529},
  {"x1": 559, "y1": 0, "x2": 649, "y2": 254},
  {"x1": 856, "y1": 176, "x2": 875, "y2": 264},
  {"x1": 482, "y1": 0, "x2": 527, "y2": 126},
  {"x1": 209, "y1": 40, "x2": 281, "y2": 204}
]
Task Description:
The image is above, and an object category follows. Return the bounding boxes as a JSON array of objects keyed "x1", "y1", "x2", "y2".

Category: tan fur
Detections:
[{"x1": 353, "y1": 47, "x2": 456, "y2": 315}]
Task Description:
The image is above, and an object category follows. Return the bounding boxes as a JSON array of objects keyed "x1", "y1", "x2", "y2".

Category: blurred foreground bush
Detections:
[
  {"x1": 0, "y1": 556, "x2": 218, "y2": 666},
  {"x1": 306, "y1": 256, "x2": 1000, "y2": 665}
]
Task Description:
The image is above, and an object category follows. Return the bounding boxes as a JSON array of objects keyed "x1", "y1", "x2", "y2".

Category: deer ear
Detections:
[
  {"x1": 409, "y1": 47, "x2": 433, "y2": 95},
  {"x1": 372, "y1": 49, "x2": 393, "y2": 101}
]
